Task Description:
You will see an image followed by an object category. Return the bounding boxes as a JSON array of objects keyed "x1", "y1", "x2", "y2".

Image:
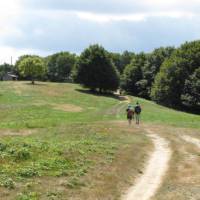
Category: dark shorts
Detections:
[{"x1": 127, "y1": 115, "x2": 133, "y2": 120}]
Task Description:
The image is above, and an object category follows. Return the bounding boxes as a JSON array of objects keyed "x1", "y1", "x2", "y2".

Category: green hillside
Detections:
[
  {"x1": 0, "y1": 81, "x2": 199, "y2": 129},
  {"x1": 0, "y1": 81, "x2": 199, "y2": 200}
]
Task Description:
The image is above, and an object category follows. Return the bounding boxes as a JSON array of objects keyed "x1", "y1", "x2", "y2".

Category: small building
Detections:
[{"x1": 2, "y1": 72, "x2": 18, "y2": 81}]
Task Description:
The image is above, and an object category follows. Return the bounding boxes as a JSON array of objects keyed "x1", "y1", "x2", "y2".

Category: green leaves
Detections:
[
  {"x1": 17, "y1": 56, "x2": 46, "y2": 84},
  {"x1": 46, "y1": 52, "x2": 76, "y2": 82},
  {"x1": 75, "y1": 44, "x2": 120, "y2": 92},
  {"x1": 151, "y1": 41, "x2": 200, "y2": 110}
]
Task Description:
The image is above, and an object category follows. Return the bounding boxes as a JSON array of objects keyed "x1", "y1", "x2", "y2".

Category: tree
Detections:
[
  {"x1": 46, "y1": 52, "x2": 76, "y2": 82},
  {"x1": 109, "y1": 51, "x2": 135, "y2": 74},
  {"x1": 121, "y1": 51, "x2": 135, "y2": 72},
  {"x1": 18, "y1": 56, "x2": 46, "y2": 84},
  {"x1": 0, "y1": 63, "x2": 14, "y2": 80},
  {"x1": 181, "y1": 67, "x2": 200, "y2": 108},
  {"x1": 151, "y1": 40, "x2": 200, "y2": 108},
  {"x1": 121, "y1": 53, "x2": 146, "y2": 97},
  {"x1": 109, "y1": 52, "x2": 122, "y2": 73},
  {"x1": 142, "y1": 47, "x2": 175, "y2": 97},
  {"x1": 74, "y1": 44, "x2": 119, "y2": 92}
]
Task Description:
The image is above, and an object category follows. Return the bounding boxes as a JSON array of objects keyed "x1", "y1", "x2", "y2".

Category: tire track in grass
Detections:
[
  {"x1": 123, "y1": 129, "x2": 171, "y2": 200},
  {"x1": 181, "y1": 135, "x2": 200, "y2": 148}
]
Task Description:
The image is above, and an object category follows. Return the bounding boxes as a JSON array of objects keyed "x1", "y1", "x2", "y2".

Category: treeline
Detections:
[{"x1": 0, "y1": 40, "x2": 199, "y2": 112}]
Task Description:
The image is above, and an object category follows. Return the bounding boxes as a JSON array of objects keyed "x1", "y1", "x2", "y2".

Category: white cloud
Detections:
[
  {"x1": 75, "y1": 12, "x2": 146, "y2": 23},
  {"x1": 0, "y1": 46, "x2": 51, "y2": 64},
  {"x1": 75, "y1": 11, "x2": 197, "y2": 23},
  {"x1": 21, "y1": 0, "x2": 200, "y2": 14},
  {"x1": 0, "y1": 0, "x2": 23, "y2": 41},
  {"x1": 0, "y1": 0, "x2": 200, "y2": 63}
]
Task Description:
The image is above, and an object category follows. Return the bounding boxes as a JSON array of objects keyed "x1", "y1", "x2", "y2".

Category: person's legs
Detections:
[
  {"x1": 135, "y1": 114, "x2": 140, "y2": 124},
  {"x1": 128, "y1": 116, "x2": 132, "y2": 125}
]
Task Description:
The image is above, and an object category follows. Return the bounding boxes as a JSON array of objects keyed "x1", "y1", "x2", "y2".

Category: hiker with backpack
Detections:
[
  {"x1": 126, "y1": 105, "x2": 134, "y2": 125},
  {"x1": 134, "y1": 102, "x2": 142, "y2": 125}
]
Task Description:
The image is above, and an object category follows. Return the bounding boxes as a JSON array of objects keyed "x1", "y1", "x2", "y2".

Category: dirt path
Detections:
[
  {"x1": 182, "y1": 135, "x2": 200, "y2": 148},
  {"x1": 123, "y1": 129, "x2": 171, "y2": 200}
]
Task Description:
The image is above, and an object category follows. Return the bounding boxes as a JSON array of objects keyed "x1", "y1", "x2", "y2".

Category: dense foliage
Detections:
[
  {"x1": 74, "y1": 44, "x2": 120, "y2": 92},
  {"x1": 121, "y1": 47, "x2": 175, "y2": 99},
  {"x1": 109, "y1": 51, "x2": 135, "y2": 74},
  {"x1": 0, "y1": 63, "x2": 14, "y2": 80},
  {"x1": 121, "y1": 53, "x2": 146, "y2": 97},
  {"x1": 46, "y1": 52, "x2": 76, "y2": 82},
  {"x1": 151, "y1": 41, "x2": 200, "y2": 111},
  {"x1": 17, "y1": 56, "x2": 46, "y2": 84},
  {"x1": 1, "y1": 40, "x2": 198, "y2": 112}
]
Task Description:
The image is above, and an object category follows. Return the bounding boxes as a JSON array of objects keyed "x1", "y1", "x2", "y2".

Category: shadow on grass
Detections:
[
  {"x1": 76, "y1": 89, "x2": 126, "y2": 101},
  {"x1": 23, "y1": 82, "x2": 47, "y2": 86}
]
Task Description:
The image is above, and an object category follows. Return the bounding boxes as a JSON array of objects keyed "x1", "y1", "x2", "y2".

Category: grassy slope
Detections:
[
  {"x1": 127, "y1": 96, "x2": 200, "y2": 128},
  {"x1": 0, "y1": 81, "x2": 199, "y2": 200},
  {"x1": 0, "y1": 82, "x2": 151, "y2": 200},
  {"x1": 0, "y1": 81, "x2": 199, "y2": 129},
  {"x1": 0, "y1": 82, "x2": 119, "y2": 129}
]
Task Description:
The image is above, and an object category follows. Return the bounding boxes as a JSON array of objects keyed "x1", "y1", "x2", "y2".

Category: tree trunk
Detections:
[{"x1": 31, "y1": 78, "x2": 35, "y2": 85}]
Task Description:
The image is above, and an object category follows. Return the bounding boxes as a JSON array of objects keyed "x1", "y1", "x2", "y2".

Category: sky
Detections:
[{"x1": 0, "y1": 0, "x2": 200, "y2": 64}]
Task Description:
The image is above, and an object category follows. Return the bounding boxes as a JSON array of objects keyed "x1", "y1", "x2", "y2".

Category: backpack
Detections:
[
  {"x1": 127, "y1": 109, "x2": 134, "y2": 117},
  {"x1": 135, "y1": 105, "x2": 141, "y2": 114}
]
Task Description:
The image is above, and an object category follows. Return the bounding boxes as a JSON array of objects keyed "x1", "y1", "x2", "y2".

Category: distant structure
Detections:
[{"x1": 2, "y1": 72, "x2": 18, "y2": 81}]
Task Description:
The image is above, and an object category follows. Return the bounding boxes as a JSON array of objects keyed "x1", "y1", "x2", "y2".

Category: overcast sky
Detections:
[{"x1": 0, "y1": 0, "x2": 200, "y2": 64}]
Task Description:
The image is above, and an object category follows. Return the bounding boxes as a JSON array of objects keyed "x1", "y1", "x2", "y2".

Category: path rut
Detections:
[
  {"x1": 123, "y1": 130, "x2": 171, "y2": 200},
  {"x1": 182, "y1": 135, "x2": 200, "y2": 148}
]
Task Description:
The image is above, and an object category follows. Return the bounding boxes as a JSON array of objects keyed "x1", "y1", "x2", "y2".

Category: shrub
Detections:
[
  {"x1": 0, "y1": 176, "x2": 15, "y2": 189},
  {"x1": 17, "y1": 167, "x2": 39, "y2": 178}
]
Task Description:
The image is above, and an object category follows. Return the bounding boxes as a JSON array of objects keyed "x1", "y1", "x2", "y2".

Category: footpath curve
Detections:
[
  {"x1": 181, "y1": 135, "x2": 200, "y2": 148},
  {"x1": 123, "y1": 129, "x2": 171, "y2": 200}
]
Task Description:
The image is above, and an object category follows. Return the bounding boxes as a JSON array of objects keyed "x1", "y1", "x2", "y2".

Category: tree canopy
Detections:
[
  {"x1": 0, "y1": 63, "x2": 14, "y2": 80},
  {"x1": 46, "y1": 52, "x2": 76, "y2": 82},
  {"x1": 74, "y1": 44, "x2": 119, "y2": 92},
  {"x1": 11, "y1": 40, "x2": 200, "y2": 113},
  {"x1": 17, "y1": 56, "x2": 46, "y2": 84},
  {"x1": 151, "y1": 41, "x2": 200, "y2": 110}
]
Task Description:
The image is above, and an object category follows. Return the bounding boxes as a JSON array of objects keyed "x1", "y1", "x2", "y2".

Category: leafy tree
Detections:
[
  {"x1": 15, "y1": 55, "x2": 43, "y2": 80},
  {"x1": 109, "y1": 52, "x2": 122, "y2": 73},
  {"x1": 121, "y1": 53, "x2": 146, "y2": 97},
  {"x1": 74, "y1": 44, "x2": 119, "y2": 92},
  {"x1": 46, "y1": 52, "x2": 76, "y2": 82},
  {"x1": 151, "y1": 40, "x2": 200, "y2": 108},
  {"x1": 142, "y1": 47, "x2": 175, "y2": 97},
  {"x1": 0, "y1": 63, "x2": 14, "y2": 80},
  {"x1": 17, "y1": 56, "x2": 46, "y2": 84},
  {"x1": 121, "y1": 51, "x2": 135, "y2": 71},
  {"x1": 109, "y1": 51, "x2": 135, "y2": 74},
  {"x1": 181, "y1": 67, "x2": 200, "y2": 108}
]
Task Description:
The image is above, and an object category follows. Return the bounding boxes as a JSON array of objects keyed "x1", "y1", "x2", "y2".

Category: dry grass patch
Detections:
[
  {"x1": 0, "y1": 129, "x2": 36, "y2": 136},
  {"x1": 0, "y1": 122, "x2": 152, "y2": 200},
  {"x1": 32, "y1": 101, "x2": 83, "y2": 112},
  {"x1": 143, "y1": 124, "x2": 200, "y2": 200},
  {"x1": 52, "y1": 104, "x2": 83, "y2": 112},
  {"x1": 64, "y1": 123, "x2": 152, "y2": 200}
]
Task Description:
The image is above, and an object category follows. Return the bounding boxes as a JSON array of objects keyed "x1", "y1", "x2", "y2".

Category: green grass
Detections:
[
  {"x1": 0, "y1": 81, "x2": 199, "y2": 129},
  {"x1": 0, "y1": 125, "x2": 124, "y2": 183},
  {"x1": 128, "y1": 96, "x2": 200, "y2": 128},
  {"x1": 0, "y1": 81, "x2": 199, "y2": 199},
  {"x1": 0, "y1": 82, "x2": 119, "y2": 129}
]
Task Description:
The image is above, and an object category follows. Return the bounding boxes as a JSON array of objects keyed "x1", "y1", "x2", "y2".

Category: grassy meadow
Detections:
[{"x1": 0, "y1": 81, "x2": 199, "y2": 200}]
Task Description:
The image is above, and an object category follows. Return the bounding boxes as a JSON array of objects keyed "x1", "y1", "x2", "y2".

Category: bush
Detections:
[
  {"x1": 13, "y1": 148, "x2": 31, "y2": 161},
  {"x1": 0, "y1": 176, "x2": 15, "y2": 189},
  {"x1": 0, "y1": 142, "x2": 7, "y2": 151},
  {"x1": 16, "y1": 192, "x2": 39, "y2": 200},
  {"x1": 17, "y1": 167, "x2": 39, "y2": 178}
]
